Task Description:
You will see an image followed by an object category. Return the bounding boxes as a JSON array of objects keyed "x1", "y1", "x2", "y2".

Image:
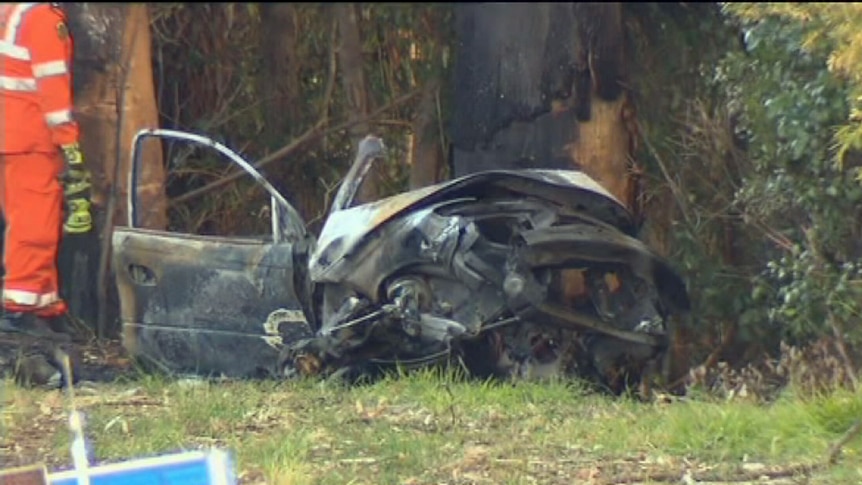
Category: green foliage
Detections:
[
  {"x1": 624, "y1": 3, "x2": 765, "y2": 352},
  {"x1": 628, "y1": 2, "x2": 862, "y2": 357},
  {"x1": 727, "y1": 3, "x2": 862, "y2": 175},
  {"x1": 717, "y1": 4, "x2": 862, "y2": 345}
]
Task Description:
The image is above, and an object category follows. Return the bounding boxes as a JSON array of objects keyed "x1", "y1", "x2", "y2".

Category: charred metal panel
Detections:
[
  {"x1": 112, "y1": 228, "x2": 308, "y2": 378},
  {"x1": 311, "y1": 168, "x2": 637, "y2": 284}
]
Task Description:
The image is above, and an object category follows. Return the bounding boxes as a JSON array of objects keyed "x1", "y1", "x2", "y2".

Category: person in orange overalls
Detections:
[{"x1": 0, "y1": 2, "x2": 93, "y2": 339}]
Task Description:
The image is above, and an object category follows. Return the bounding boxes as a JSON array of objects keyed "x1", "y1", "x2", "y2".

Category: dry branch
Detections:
[
  {"x1": 169, "y1": 89, "x2": 422, "y2": 207},
  {"x1": 637, "y1": 120, "x2": 693, "y2": 229},
  {"x1": 827, "y1": 419, "x2": 862, "y2": 465}
]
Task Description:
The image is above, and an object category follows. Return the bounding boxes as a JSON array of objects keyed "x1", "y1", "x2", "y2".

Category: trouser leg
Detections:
[{"x1": 1, "y1": 151, "x2": 66, "y2": 317}]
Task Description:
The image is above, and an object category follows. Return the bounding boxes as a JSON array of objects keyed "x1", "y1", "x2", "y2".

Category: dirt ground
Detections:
[
  {"x1": 0, "y1": 332, "x2": 132, "y2": 386},
  {"x1": 1, "y1": 331, "x2": 134, "y2": 470}
]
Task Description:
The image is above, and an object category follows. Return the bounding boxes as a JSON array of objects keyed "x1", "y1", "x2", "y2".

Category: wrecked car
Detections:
[{"x1": 113, "y1": 129, "x2": 690, "y2": 393}]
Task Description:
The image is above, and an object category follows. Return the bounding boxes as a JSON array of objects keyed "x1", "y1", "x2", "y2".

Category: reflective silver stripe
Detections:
[
  {"x1": 0, "y1": 40, "x2": 30, "y2": 60},
  {"x1": 37, "y1": 291, "x2": 60, "y2": 307},
  {"x1": 3, "y1": 288, "x2": 38, "y2": 305},
  {"x1": 4, "y1": 3, "x2": 37, "y2": 43},
  {"x1": 2, "y1": 289, "x2": 60, "y2": 307},
  {"x1": 45, "y1": 108, "x2": 72, "y2": 126},
  {"x1": 33, "y1": 60, "x2": 67, "y2": 78},
  {"x1": 0, "y1": 75, "x2": 36, "y2": 91}
]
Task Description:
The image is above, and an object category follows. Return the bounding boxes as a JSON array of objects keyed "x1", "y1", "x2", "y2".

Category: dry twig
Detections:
[
  {"x1": 827, "y1": 419, "x2": 862, "y2": 465},
  {"x1": 169, "y1": 88, "x2": 422, "y2": 207}
]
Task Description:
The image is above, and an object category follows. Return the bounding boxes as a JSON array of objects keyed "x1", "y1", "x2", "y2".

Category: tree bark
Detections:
[
  {"x1": 409, "y1": 79, "x2": 445, "y2": 189},
  {"x1": 450, "y1": 2, "x2": 637, "y2": 207},
  {"x1": 335, "y1": 3, "x2": 378, "y2": 203},
  {"x1": 569, "y1": 3, "x2": 641, "y2": 210},
  {"x1": 61, "y1": 3, "x2": 166, "y2": 334},
  {"x1": 68, "y1": 3, "x2": 166, "y2": 229},
  {"x1": 258, "y1": 3, "x2": 300, "y2": 142}
]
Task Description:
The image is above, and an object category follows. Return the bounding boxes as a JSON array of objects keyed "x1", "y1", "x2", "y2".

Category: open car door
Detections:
[{"x1": 112, "y1": 129, "x2": 315, "y2": 378}]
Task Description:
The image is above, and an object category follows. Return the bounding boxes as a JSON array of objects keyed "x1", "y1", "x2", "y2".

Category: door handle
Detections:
[{"x1": 128, "y1": 264, "x2": 157, "y2": 286}]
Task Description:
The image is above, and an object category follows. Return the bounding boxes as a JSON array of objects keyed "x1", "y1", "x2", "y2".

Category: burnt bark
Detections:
[
  {"x1": 450, "y1": 2, "x2": 638, "y2": 209},
  {"x1": 449, "y1": 3, "x2": 579, "y2": 164},
  {"x1": 569, "y1": 3, "x2": 638, "y2": 211},
  {"x1": 258, "y1": 3, "x2": 300, "y2": 142},
  {"x1": 336, "y1": 3, "x2": 378, "y2": 203}
]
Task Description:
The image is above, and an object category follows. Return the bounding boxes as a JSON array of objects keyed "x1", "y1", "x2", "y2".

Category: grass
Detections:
[{"x1": 2, "y1": 367, "x2": 862, "y2": 484}]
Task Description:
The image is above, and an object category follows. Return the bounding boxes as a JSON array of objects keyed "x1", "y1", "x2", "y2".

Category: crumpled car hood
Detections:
[{"x1": 310, "y1": 169, "x2": 635, "y2": 281}]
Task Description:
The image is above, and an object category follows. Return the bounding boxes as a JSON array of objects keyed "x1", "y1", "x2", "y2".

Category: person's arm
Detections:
[{"x1": 22, "y1": 5, "x2": 92, "y2": 234}]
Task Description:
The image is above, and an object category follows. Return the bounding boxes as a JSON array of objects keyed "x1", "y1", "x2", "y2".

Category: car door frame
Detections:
[
  {"x1": 113, "y1": 128, "x2": 315, "y2": 377},
  {"x1": 127, "y1": 128, "x2": 308, "y2": 243}
]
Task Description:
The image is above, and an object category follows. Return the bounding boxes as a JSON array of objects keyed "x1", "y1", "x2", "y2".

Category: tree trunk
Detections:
[
  {"x1": 259, "y1": 3, "x2": 300, "y2": 142},
  {"x1": 62, "y1": 3, "x2": 166, "y2": 334},
  {"x1": 335, "y1": 3, "x2": 378, "y2": 203},
  {"x1": 68, "y1": 3, "x2": 166, "y2": 229},
  {"x1": 570, "y1": 3, "x2": 641, "y2": 211},
  {"x1": 450, "y1": 3, "x2": 637, "y2": 205},
  {"x1": 409, "y1": 78, "x2": 445, "y2": 189}
]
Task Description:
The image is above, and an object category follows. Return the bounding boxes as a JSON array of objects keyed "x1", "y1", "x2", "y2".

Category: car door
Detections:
[{"x1": 112, "y1": 129, "x2": 315, "y2": 378}]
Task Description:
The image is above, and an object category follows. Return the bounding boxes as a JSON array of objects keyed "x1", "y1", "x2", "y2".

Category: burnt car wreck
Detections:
[{"x1": 113, "y1": 129, "x2": 690, "y2": 393}]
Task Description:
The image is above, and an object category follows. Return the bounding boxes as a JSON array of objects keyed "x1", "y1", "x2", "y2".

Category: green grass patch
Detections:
[{"x1": 2, "y1": 371, "x2": 861, "y2": 484}]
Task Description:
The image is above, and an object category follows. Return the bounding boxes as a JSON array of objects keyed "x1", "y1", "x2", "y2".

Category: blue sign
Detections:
[{"x1": 47, "y1": 450, "x2": 235, "y2": 485}]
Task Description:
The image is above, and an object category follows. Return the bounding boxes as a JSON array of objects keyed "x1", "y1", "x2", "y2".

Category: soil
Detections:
[
  {"x1": 1, "y1": 329, "x2": 135, "y2": 471},
  {"x1": 0, "y1": 332, "x2": 133, "y2": 386}
]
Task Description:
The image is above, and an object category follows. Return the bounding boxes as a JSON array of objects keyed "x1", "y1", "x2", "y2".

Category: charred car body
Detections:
[{"x1": 113, "y1": 130, "x2": 690, "y2": 393}]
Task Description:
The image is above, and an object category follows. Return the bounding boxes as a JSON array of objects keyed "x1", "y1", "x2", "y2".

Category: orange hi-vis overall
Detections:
[{"x1": 0, "y1": 3, "x2": 79, "y2": 317}]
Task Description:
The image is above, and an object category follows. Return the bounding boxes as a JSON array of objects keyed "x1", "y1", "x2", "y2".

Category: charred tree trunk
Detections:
[
  {"x1": 62, "y1": 3, "x2": 166, "y2": 335},
  {"x1": 336, "y1": 3, "x2": 378, "y2": 203},
  {"x1": 450, "y1": 3, "x2": 637, "y2": 207},
  {"x1": 571, "y1": 3, "x2": 641, "y2": 212}
]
